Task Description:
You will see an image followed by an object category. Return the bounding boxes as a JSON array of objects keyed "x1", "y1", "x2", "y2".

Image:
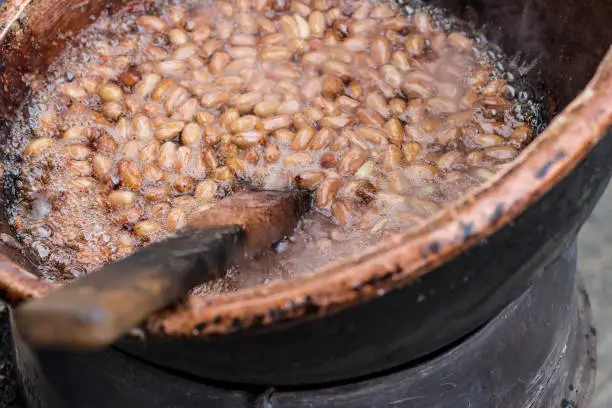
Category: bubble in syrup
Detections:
[
  {"x1": 31, "y1": 198, "x2": 52, "y2": 218},
  {"x1": 518, "y1": 90, "x2": 531, "y2": 102},
  {"x1": 513, "y1": 105, "x2": 524, "y2": 121},
  {"x1": 31, "y1": 241, "x2": 50, "y2": 260},
  {"x1": 33, "y1": 223, "x2": 52, "y2": 238},
  {"x1": 474, "y1": 34, "x2": 487, "y2": 46},
  {"x1": 501, "y1": 85, "x2": 516, "y2": 100},
  {"x1": 92, "y1": 223, "x2": 103, "y2": 235},
  {"x1": 274, "y1": 239, "x2": 290, "y2": 254}
]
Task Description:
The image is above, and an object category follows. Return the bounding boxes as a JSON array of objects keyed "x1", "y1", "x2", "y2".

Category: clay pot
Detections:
[{"x1": 0, "y1": 0, "x2": 611, "y2": 387}]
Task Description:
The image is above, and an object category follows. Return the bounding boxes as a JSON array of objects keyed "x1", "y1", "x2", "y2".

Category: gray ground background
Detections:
[{"x1": 580, "y1": 183, "x2": 612, "y2": 407}]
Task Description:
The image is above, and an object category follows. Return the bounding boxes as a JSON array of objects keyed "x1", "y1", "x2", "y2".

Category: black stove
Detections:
[
  {"x1": 0, "y1": 242, "x2": 597, "y2": 408},
  {"x1": 0, "y1": 306, "x2": 20, "y2": 408}
]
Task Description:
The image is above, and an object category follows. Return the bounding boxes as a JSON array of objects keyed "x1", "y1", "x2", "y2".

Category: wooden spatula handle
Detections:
[{"x1": 14, "y1": 226, "x2": 245, "y2": 350}]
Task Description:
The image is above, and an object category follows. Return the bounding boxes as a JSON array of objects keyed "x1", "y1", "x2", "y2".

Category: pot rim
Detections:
[{"x1": 1, "y1": 0, "x2": 611, "y2": 337}]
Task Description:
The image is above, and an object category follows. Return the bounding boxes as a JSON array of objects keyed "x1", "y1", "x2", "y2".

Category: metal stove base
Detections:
[{"x1": 2, "y1": 241, "x2": 597, "y2": 408}]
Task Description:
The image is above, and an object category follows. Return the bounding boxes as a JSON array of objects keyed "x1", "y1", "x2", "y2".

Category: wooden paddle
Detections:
[{"x1": 14, "y1": 189, "x2": 311, "y2": 350}]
